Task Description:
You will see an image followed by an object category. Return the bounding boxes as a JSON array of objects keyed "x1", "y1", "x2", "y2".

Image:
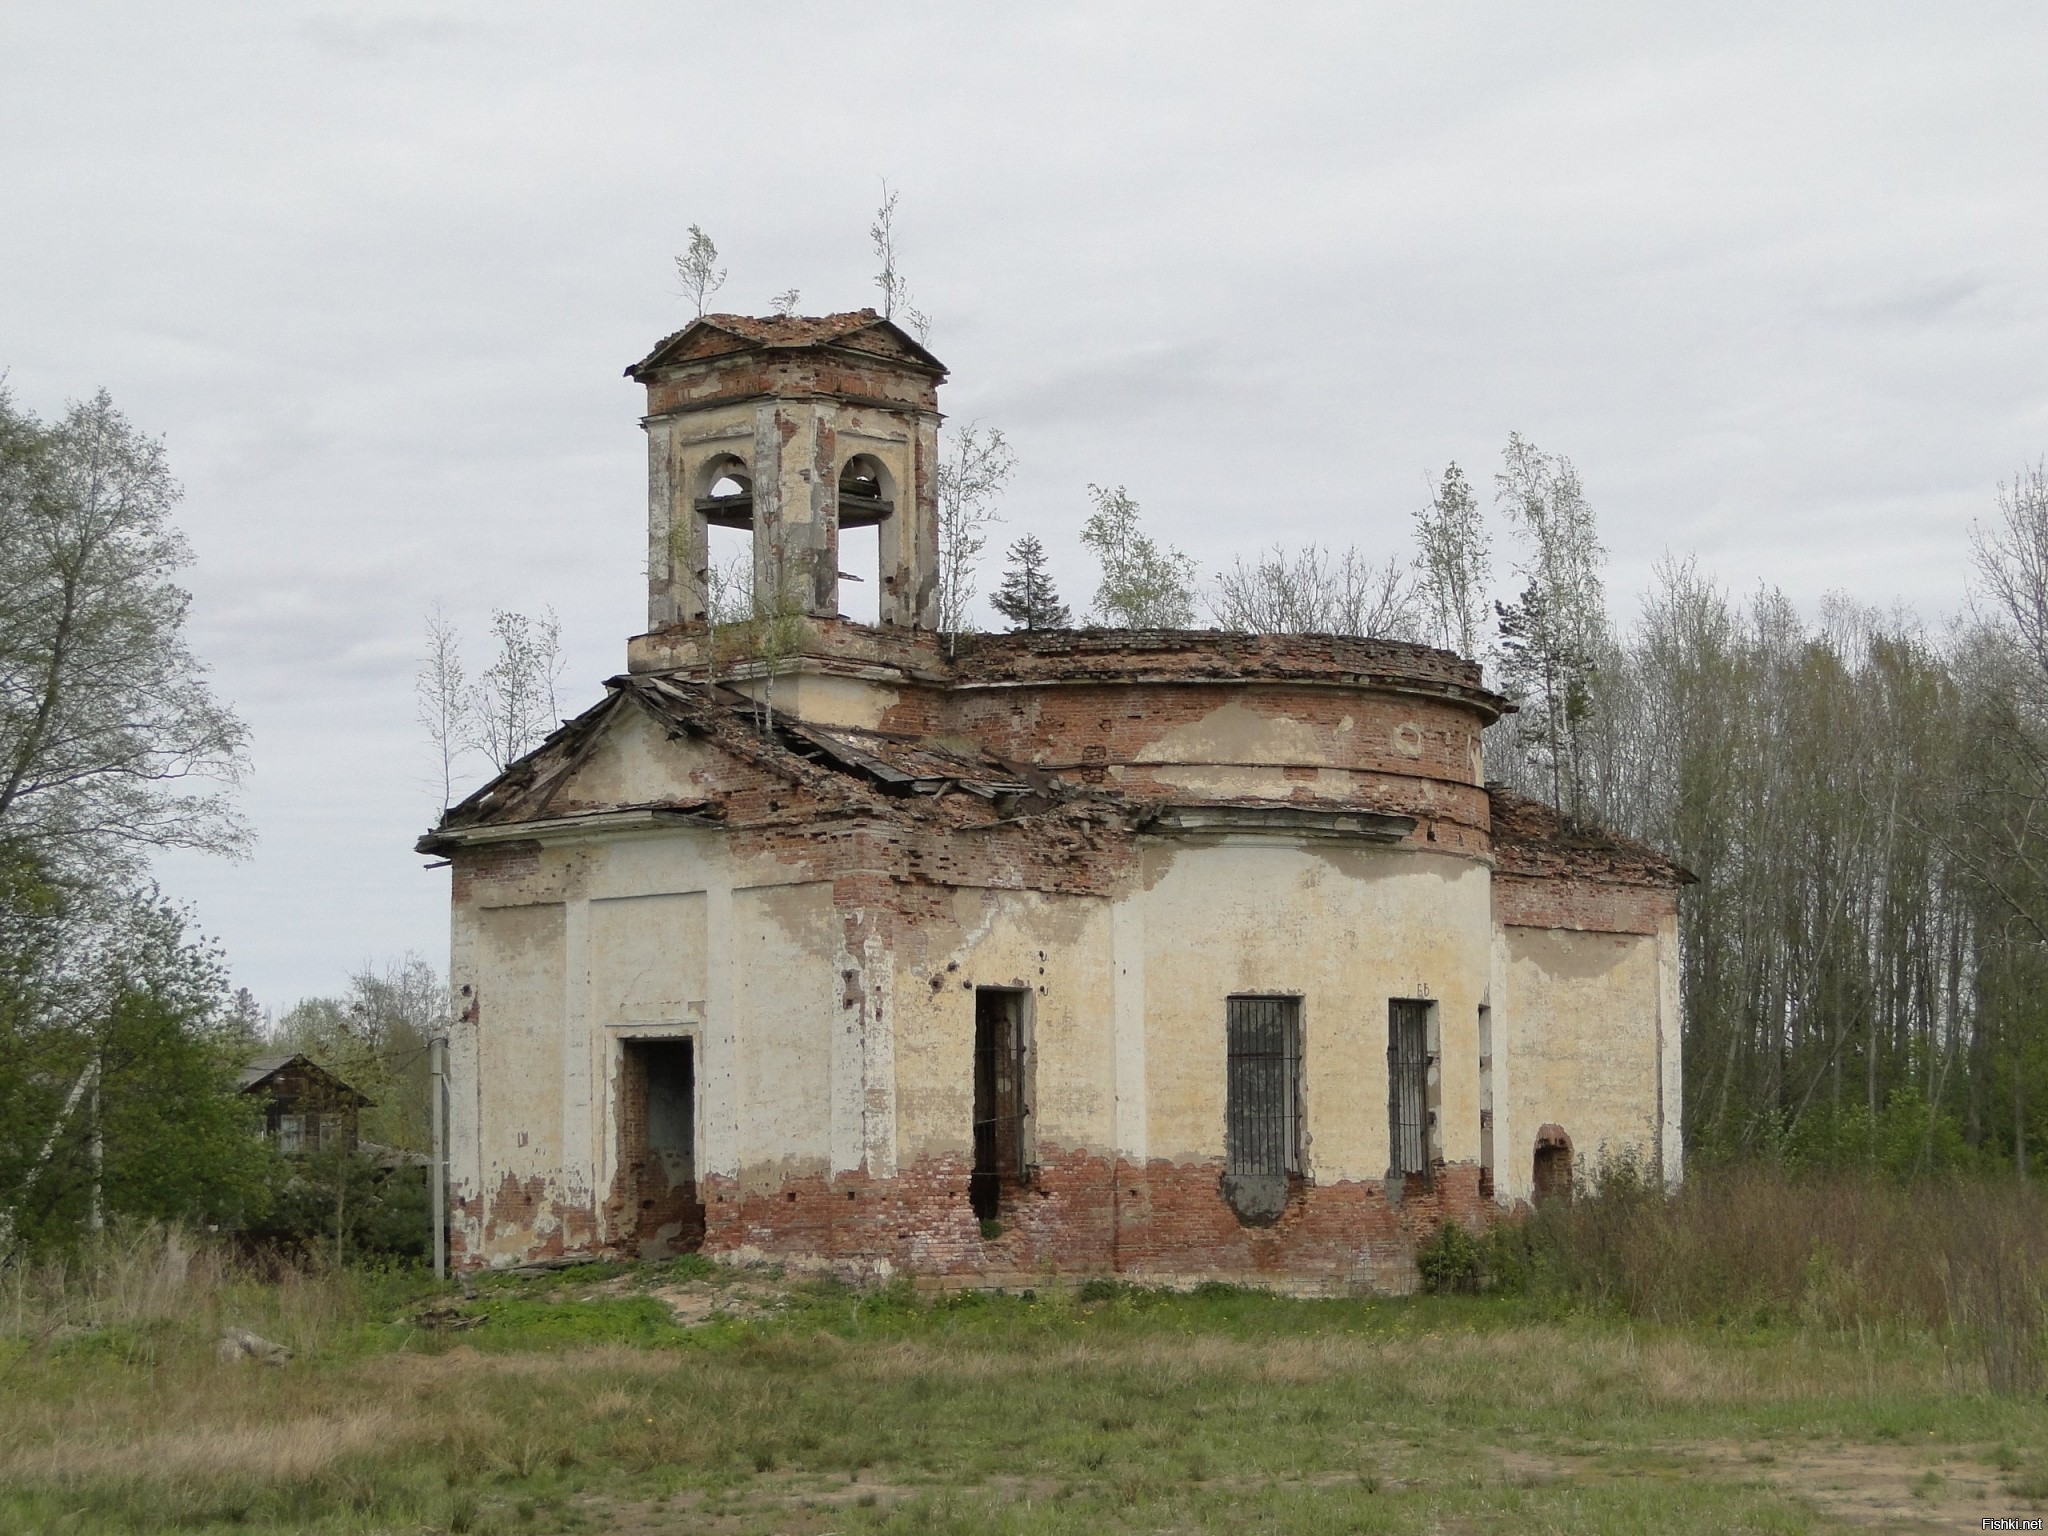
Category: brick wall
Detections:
[
  {"x1": 692, "y1": 1142, "x2": 1497, "y2": 1292},
  {"x1": 1493, "y1": 872, "x2": 1675, "y2": 936}
]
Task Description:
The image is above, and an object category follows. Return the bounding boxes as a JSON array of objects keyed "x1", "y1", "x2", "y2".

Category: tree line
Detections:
[{"x1": 0, "y1": 388, "x2": 439, "y2": 1258}]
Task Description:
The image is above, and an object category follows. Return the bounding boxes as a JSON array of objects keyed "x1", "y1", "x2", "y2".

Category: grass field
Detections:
[{"x1": 6, "y1": 1228, "x2": 2048, "y2": 1535}]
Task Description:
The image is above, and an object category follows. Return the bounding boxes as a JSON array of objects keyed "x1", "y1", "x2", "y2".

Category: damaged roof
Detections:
[
  {"x1": 949, "y1": 629, "x2": 1509, "y2": 719},
  {"x1": 1487, "y1": 787, "x2": 1694, "y2": 888},
  {"x1": 626, "y1": 310, "x2": 946, "y2": 381},
  {"x1": 420, "y1": 673, "x2": 1063, "y2": 855}
]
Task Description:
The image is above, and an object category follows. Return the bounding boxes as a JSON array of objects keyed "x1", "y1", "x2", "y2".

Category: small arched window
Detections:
[
  {"x1": 694, "y1": 454, "x2": 753, "y2": 528},
  {"x1": 836, "y1": 454, "x2": 894, "y2": 528},
  {"x1": 1532, "y1": 1125, "x2": 1574, "y2": 1206}
]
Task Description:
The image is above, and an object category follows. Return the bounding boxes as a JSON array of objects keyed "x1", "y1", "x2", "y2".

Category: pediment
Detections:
[{"x1": 546, "y1": 696, "x2": 758, "y2": 812}]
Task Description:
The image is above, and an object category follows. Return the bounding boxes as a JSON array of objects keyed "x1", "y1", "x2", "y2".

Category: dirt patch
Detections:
[
  {"x1": 642, "y1": 1280, "x2": 785, "y2": 1326},
  {"x1": 1500, "y1": 1439, "x2": 2041, "y2": 1532},
  {"x1": 1695, "y1": 1440, "x2": 2033, "y2": 1531},
  {"x1": 561, "y1": 1265, "x2": 796, "y2": 1327}
]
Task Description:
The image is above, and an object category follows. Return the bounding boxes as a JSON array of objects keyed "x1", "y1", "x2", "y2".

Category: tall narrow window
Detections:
[
  {"x1": 971, "y1": 989, "x2": 1029, "y2": 1221},
  {"x1": 1388, "y1": 1000, "x2": 1431, "y2": 1180},
  {"x1": 1224, "y1": 995, "x2": 1301, "y2": 1224},
  {"x1": 1477, "y1": 1004, "x2": 1495, "y2": 1199}
]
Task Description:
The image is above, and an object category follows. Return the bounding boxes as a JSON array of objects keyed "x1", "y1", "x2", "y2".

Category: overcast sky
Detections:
[{"x1": 3, "y1": 3, "x2": 2044, "y2": 1011}]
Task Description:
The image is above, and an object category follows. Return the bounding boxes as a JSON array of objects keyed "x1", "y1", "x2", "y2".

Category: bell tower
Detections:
[{"x1": 625, "y1": 310, "x2": 945, "y2": 635}]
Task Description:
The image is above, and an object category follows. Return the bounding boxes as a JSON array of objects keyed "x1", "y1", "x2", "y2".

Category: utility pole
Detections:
[
  {"x1": 89, "y1": 1061, "x2": 104, "y2": 1235},
  {"x1": 430, "y1": 1033, "x2": 448, "y2": 1279}
]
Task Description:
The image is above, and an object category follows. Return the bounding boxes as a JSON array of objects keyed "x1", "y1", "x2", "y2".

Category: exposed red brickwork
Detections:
[
  {"x1": 951, "y1": 629, "x2": 1492, "y2": 698},
  {"x1": 691, "y1": 1145, "x2": 1496, "y2": 1290},
  {"x1": 602, "y1": 1043, "x2": 706, "y2": 1259},
  {"x1": 449, "y1": 841, "x2": 541, "y2": 903},
  {"x1": 638, "y1": 349, "x2": 940, "y2": 418},
  {"x1": 934, "y1": 680, "x2": 1481, "y2": 783},
  {"x1": 1493, "y1": 872, "x2": 1676, "y2": 936},
  {"x1": 478, "y1": 1171, "x2": 596, "y2": 1262}
]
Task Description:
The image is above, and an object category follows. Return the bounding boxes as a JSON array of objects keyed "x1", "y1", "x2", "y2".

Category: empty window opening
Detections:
[
  {"x1": 695, "y1": 454, "x2": 753, "y2": 528},
  {"x1": 705, "y1": 523, "x2": 752, "y2": 624},
  {"x1": 837, "y1": 520, "x2": 880, "y2": 625},
  {"x1": 619, "y1": 1039, "x2": 704, "y2": 1256},
  {"x1": 1533, "y1": 1125, "x2": 1573, "y2": 1205},
  {"x1": 970, "y1": 989, "x2": 1030, "y2": 1221},
  {"x1": 1478, "y1": 1004, "x2": 1495, "y2": 1200},
  {"x1": 1223, "y1": 995, "x2": 1302, "y2": 1225},
  {"x1": 1388, "y1": 999, "x2": 1435, "y2": 1185}
]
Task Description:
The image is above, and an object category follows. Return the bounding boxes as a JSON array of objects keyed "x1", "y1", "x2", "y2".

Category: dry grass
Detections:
[
  {"x1": 9, "y1": 1407, "x2": 409, "y2": 1485},
  {"x1": 5, "y1": 1186, "x2": 2048, "y2": 1532},
  {"x1": 1528, "y1": 1164, "x2": 2048, "y2": 1391},
  {"x1": 1, "y1": 1221, "x2": 370, "y2": 1360}
]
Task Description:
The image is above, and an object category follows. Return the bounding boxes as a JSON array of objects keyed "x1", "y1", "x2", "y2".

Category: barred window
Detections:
[
  {"x1": 1388, "y1": 999, "x2": 1431, "y2": 1178},
  {"x1": 1223, "y1": 995, "x2": 1301, "y2": 1224},
  {"x1": 970, "y1": 989, "x2": 1029, "y2": 1221}
]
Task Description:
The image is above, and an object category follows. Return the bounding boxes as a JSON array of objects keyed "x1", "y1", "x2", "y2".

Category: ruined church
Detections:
[{"x1": 422, "y1": 310, "x2": 1687, "y2": 1287}]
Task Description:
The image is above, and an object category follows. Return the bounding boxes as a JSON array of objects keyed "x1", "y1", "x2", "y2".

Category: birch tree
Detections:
[
  {"x1": 1413, "y1": 463, "x2": 1491, "y2": 659},
  {"x1": 467, "y1": 607, "x2": 564, "y2": 772},
  {"x1": 1492, "y1": 434, "x2": 1609, "y2": 821},
  {"x1": 675, "y1": 225, "x2": 726, "y2": 317},
  {"x1": 415, "y1": 604, "x2": 471, "y2": 812},
  {"x1": 0, "y1": 388, "x2": 248, "y2": 881},
  {"x1": 1082, "y1": 485, "x2": 1197, "y2": 629},
  {"x1": 935, "y1": 423, "x2": 1016, "y2": 644},
  {"x1": 870, "y1": 180, "x2": 931, "y2": 342}
]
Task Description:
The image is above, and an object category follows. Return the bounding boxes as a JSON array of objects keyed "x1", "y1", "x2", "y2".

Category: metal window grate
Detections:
[
  {"x1": 971, "y1": 990, "x2": 1027, "y2": 1219},
  {"x1": 1388, "y1": 1000, "x2": 1430, "y2": 1176},
  {"x1": 1226, "y1": 996, "x2": 1301, "y2": 1179}
]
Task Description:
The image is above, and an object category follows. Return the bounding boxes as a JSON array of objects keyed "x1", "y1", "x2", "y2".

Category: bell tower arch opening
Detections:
[
  {"x1": 835, "y1": 453, "x2": 895, "y2": 625},
  {"x1": 694, "y1": 453, "x2": 755, "y2": 621}
]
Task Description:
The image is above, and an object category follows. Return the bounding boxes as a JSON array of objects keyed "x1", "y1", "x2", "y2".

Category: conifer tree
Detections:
[{"x1": 990, "y1": 534, "x2": 1071, "y2": 631}]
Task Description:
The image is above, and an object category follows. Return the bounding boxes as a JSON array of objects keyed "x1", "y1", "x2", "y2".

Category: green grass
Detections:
[{"x1": 5, "y1": 1253, "x2": 2048, "y2": 1533}]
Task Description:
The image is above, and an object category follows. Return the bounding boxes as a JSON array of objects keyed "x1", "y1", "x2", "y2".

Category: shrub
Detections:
[
  {"x1": 242, "y1": 1150, "x2": 428, "y2": 1264},
  {"x1": 1416, "y1": 1219, "x2": 1483, "y2": 1294}
]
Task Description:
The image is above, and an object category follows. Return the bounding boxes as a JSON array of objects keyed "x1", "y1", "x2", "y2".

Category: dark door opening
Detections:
[
  {"x1": 1223, "y1": 995, "x2": 1302, "y2": 1225},
  {"x1": 621, "y1": 1038, "x2": 704, "y2": 1256},
  {"x1": 1388, "y1": 999, "x2": 1431, "y2": 1189},
  {"x1": 970, "y1": 989, "x2": 1028, "y2": 1221}
]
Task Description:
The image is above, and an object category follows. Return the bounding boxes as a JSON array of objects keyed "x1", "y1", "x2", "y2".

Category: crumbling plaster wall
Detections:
[
  {"x1": 883, "y1": 837, "x2": 1494, "y2": 1181},
  {"x1": 1494, "y1": 912, "x2": 1680, "y2": 1201},
  {"x1": 448, "y1": 825, "x2": 859, "y2": 1266},
  {"x1": 1131, "y1": 838, "x2": 1492, "y2": 1181},
  {"x1": 888, "y1": 886, "x2": 1118, "y2": 1167}
]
